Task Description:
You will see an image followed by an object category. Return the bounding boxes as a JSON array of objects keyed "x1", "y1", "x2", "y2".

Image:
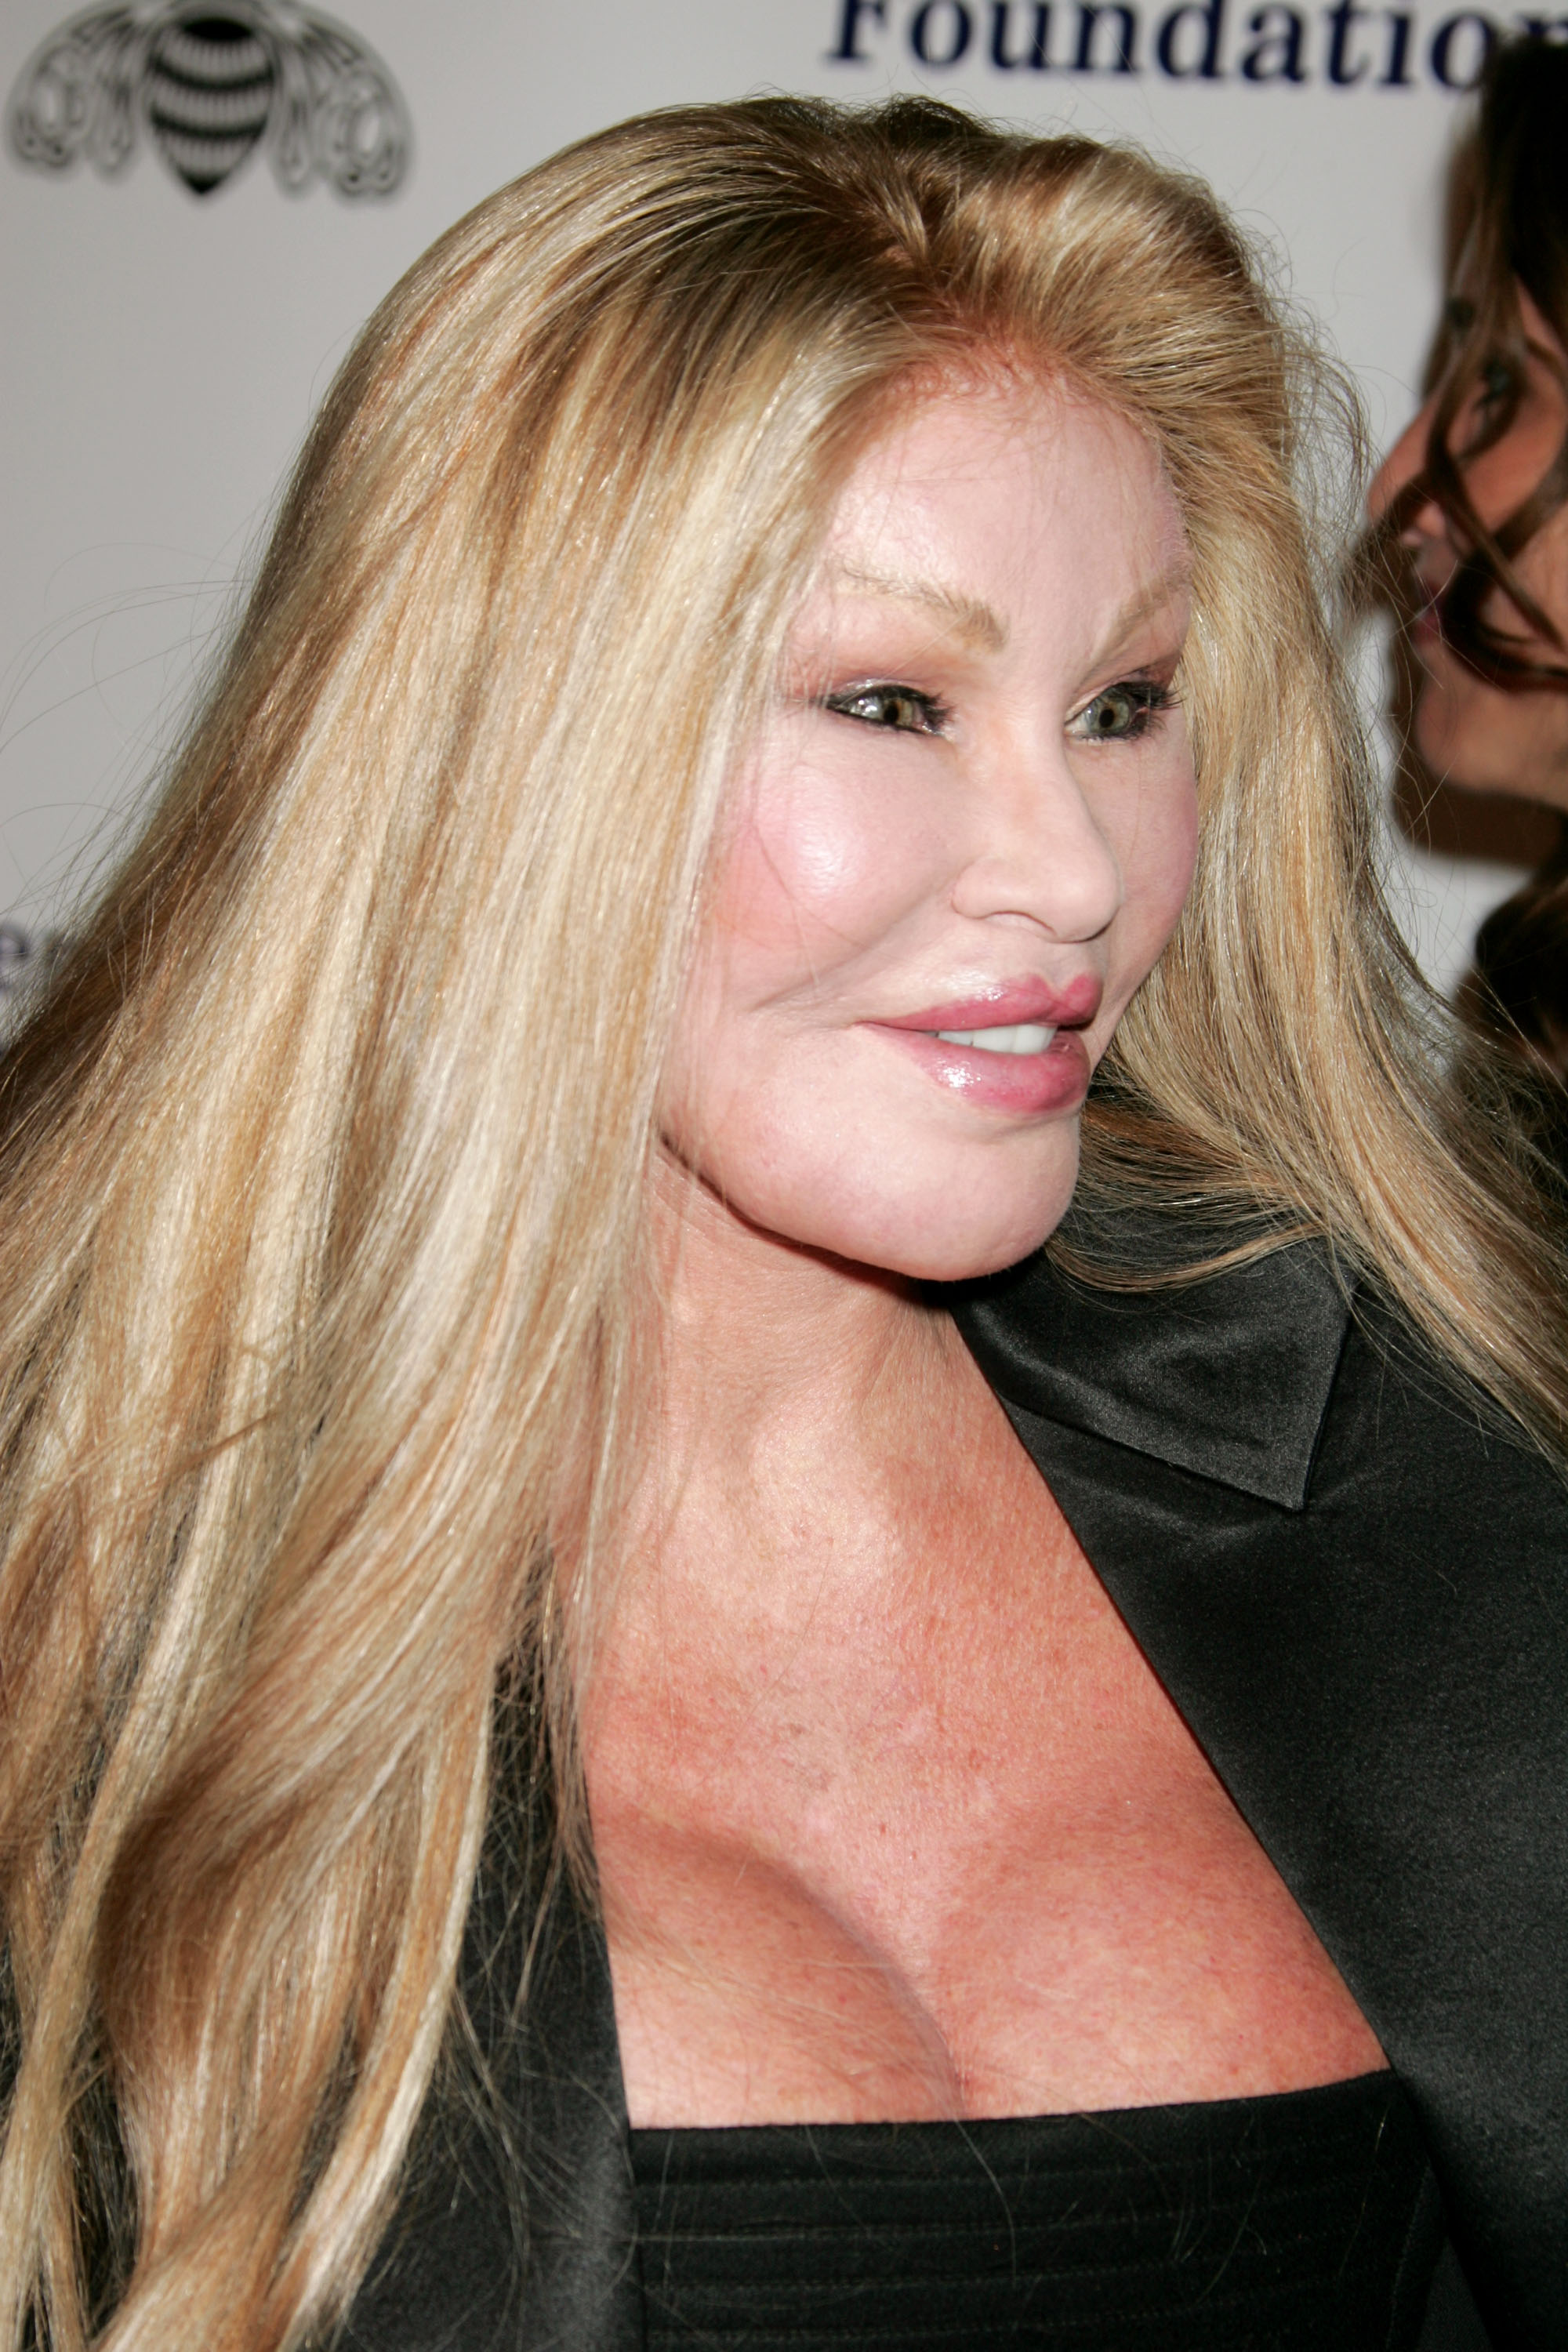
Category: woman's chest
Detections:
[{"x1": 585, "y1": 1425, "x2": 1384, "y2": 2128}]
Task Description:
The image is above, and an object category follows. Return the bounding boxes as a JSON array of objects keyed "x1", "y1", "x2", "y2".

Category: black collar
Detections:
[{"x1": 943, "y1": 1214, "x2": 1355, "y2": 1512}]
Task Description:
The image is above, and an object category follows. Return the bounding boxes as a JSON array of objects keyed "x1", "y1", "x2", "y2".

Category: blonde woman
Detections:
[{"x1": 0, "y1": 96, "x2": 1563, "y2": 2352}]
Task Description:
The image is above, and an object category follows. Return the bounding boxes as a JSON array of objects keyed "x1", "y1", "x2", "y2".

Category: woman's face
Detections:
[
  {"x1": 661, "y1": 379, "x2": 1198, "y2": 1283},
  {"x1": 1369, "y1": 284, "x2": 1568, "y2": 804}
]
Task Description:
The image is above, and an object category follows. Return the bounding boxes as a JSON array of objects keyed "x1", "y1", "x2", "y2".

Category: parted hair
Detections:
[{"x1": 1, "y1": 94, "x2": 1564, "y2": 2352}]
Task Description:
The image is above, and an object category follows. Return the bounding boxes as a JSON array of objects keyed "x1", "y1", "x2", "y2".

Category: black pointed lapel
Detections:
[
  {"x1": 951, "y1": 1218, "x2": 1353, "y2": 1508},
  {"x1": 947, "y1": 1221, "x2": 1568, "y2": 2348}
]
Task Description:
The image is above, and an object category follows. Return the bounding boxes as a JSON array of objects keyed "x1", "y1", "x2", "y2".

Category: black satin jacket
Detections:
[{"x1": 344, "y1": 1230, "x2": 1568, "y2": 2352}]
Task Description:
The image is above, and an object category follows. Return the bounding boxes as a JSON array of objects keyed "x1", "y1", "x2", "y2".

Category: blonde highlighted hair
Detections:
[{"x1": 1, "y1": 94, "x2": 1563, "y2": 2351}]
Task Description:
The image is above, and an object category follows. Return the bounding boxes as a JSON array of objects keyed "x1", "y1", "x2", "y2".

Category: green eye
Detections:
[
  {"x1": 1073, "y1": 681, "x2": 1172, "y2": 742},
  {"x1": 822, "y1": 683, "x2": 951, "y2": 734}
]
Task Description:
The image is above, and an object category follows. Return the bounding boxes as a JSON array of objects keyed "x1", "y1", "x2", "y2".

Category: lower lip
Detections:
[
  {"x1": 869, "y1": 1025, "x2": 1092, "y2": 1116},
  {"x1": 1413, "y1": 588, "x2": 1454, "y2": 652}
]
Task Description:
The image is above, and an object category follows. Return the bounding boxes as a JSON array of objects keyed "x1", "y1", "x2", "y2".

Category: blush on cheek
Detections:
[
  {"x1": 1105, "y1": 789, "x2": 1197, "y2": 1028},
  {"x1": 711, "y1": 766, "x2": 938, "y2": 967}
]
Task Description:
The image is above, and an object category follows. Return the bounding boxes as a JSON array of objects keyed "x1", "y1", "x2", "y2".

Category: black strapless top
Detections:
[{"x1": 630, "y1": 2070, "x2": 1443, "y2": 2349}]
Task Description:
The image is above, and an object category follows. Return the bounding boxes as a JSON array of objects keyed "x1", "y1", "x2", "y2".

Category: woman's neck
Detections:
[{"x1": 646, "y1": 1154, "x2": 967, "y2": 1502}]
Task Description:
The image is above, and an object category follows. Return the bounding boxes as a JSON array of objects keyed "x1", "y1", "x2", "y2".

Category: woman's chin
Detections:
[
  {"x1": 668, "y1": 1115, "x2": 1085, "y2": 1287},
  {"x1": 896, "y1": 1220, "x2": 1068, "y2": 1285},
  {"x1": 1414, "y1": 668, "x2": 1568, "y2": 805},
  {"x1": 835, "y1": 1177, "x2": 1080, "y2": 1287},
  {"x1": 1414, "y1": 688, "x2": 1504, "y2": 795}
]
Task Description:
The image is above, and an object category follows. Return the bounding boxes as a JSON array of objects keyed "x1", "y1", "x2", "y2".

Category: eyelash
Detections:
[
  {"x1": 1478, "y1": 359, "x2": 1517, "y2": 406},
  {"x1": 820, "y1": 682, "x2": 954, "y2": 735},
  {"x1": 1070, "y1": 679, "x2": 1178, "y2": 742},
  {"x1": 1447, "y1": 357, "x2": 1521, "y2": 458},
  {"x1": 820, "y1": 677, "x2": 1177, "y2": 742}
]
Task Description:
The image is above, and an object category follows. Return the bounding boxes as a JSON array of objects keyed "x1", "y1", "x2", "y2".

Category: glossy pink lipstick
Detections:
[{"x1": 866, "y1": 978, "x2": 1101, "y2": 1116}]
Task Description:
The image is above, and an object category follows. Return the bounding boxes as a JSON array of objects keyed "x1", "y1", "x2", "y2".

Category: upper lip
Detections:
[{"x1": 873, "y1": 978, "x2": 1102, "y2": 1033}]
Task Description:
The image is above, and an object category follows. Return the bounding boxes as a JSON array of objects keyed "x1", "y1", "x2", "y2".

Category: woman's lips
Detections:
[
  {"x1": 865, "y1": 977, "x2": 1101, "y2": 1116},
  {"x1": 1414, "y1": 593, "x2": 1446, "y2": 648},
  {"x1": 875, "y1": 1024, "x2": 1092, "y2": 1114},
  {"x1": 1409, "y1": 561, "x2": 1456, "y2": 651}
]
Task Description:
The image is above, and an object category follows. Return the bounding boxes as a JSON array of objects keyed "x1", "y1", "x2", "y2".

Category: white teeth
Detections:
[{"x1": 934, "y1": 1022, "x2": 1056, "y2": 1054}]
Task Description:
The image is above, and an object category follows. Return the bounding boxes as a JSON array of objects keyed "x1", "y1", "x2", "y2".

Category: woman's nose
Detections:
[
  {"x1": 949, "y1": 753, "x2": 1124, "y2": 943},
  {"x1": 1369, "y1": 396, "x2": 1444, "y2": 533}
]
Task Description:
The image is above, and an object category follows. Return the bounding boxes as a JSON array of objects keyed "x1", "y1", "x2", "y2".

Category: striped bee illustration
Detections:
[{"x1": 7, "y1": 1, "x2": 409, "y2": 198}]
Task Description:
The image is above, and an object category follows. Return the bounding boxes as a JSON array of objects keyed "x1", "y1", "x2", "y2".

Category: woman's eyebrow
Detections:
[
  {"x1": 819, "y1": 557, "x2": 1190, "y2": 663},
  {"x1": 824, "y1": 564, "x2": 1007, "y2": 652},
  {"x1": 1090, "y1": 565, "x2": 1194, "y2": 665}
]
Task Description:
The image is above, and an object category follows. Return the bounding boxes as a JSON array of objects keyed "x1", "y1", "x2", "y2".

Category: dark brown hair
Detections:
[
  {"x1": 1458, "y1": 829, "x2": 1568, "y2": 1131},
  {"x1": 1386, "y1": 35, "x2": 1568, "y2": 1083},
  {"x1": 1396, "y1": 33, "x2": 1568, "y2": 688}
]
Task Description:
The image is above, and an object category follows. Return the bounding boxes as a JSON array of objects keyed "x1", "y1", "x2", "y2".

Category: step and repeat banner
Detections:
[{"x1": 1, "y1": 0, "x2": 1554, "y2": 990}]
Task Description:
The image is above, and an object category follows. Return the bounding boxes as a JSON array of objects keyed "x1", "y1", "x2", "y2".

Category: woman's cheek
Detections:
[
  {"x1": 1515, "y1": 503, "x2": 1568, "y2": 650},
  {"x1": 1163, "y1": 781, "x2": 1201, "y2": 936},
  {"x1": 713, "y1": 757, "x2": 944, "y2": 979},
  {"x1": 1103, "y1": 763, "x2": 1200, "y2": 1022}
]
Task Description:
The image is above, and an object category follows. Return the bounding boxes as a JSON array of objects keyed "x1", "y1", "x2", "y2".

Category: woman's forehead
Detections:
[{"x1": 813, "y1": 383, "x2": 1189, "y2": 623}]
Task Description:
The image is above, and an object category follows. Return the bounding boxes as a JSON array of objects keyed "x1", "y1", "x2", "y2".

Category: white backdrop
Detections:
[{"x1": 2, "y1": 0, "x2": 1554, "y2": 990}]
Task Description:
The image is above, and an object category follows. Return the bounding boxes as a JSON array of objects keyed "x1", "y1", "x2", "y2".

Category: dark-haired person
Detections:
[{"x1": 1370, "y1": 33, "x2": 1568, "y2": 1126}]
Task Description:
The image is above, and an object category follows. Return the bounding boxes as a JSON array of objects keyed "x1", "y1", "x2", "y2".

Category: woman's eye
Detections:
[
  {"x1": 1453, "y1": 355, "x2": 1518, "y2": 438},
  {"x1": 1477, "y1": 358, "x2": 1517, "y2": 411},
  {"x1": 1451, "y1": 355, "x2": 1520, "y2": 456},
  {"x1": 1070, "y1": 681, "x2": 1174, "y2": 742},
  {"x1": 822, "y1": 682, "x2": 951, "y2": 735}
]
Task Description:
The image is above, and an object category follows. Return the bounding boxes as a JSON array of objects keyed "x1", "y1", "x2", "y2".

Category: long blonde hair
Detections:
[{"x1": 1, "y1": 95, "x2": 1563, "y2": 2352}]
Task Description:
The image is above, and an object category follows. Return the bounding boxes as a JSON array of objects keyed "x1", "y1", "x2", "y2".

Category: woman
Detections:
[
  {"x1": 1370, "y1": 34, "x2": 1568, "y2": 1098},
  {"x1": 1, "y1": 97, "x2": 1564, "y2": 2352}
]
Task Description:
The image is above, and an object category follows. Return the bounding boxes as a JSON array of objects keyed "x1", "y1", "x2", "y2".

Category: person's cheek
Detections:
[
  {"x1": 1102, "y1": 768, "x2": 1199, "y2": 1025},
  {"x1": 723, "y1": 753, "x2": 943, "y2": 978},
  {"x1": 1515, "y1": 503, "x2": 1568, "y2": 650},
  {"x1": 1164, "y1": 779, "x2": 1201, "y2": 932}
]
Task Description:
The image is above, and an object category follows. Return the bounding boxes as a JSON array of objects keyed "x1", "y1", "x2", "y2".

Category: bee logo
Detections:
[{"x1": 7, "y1": 1, "x2": 409, "y2": 198}]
